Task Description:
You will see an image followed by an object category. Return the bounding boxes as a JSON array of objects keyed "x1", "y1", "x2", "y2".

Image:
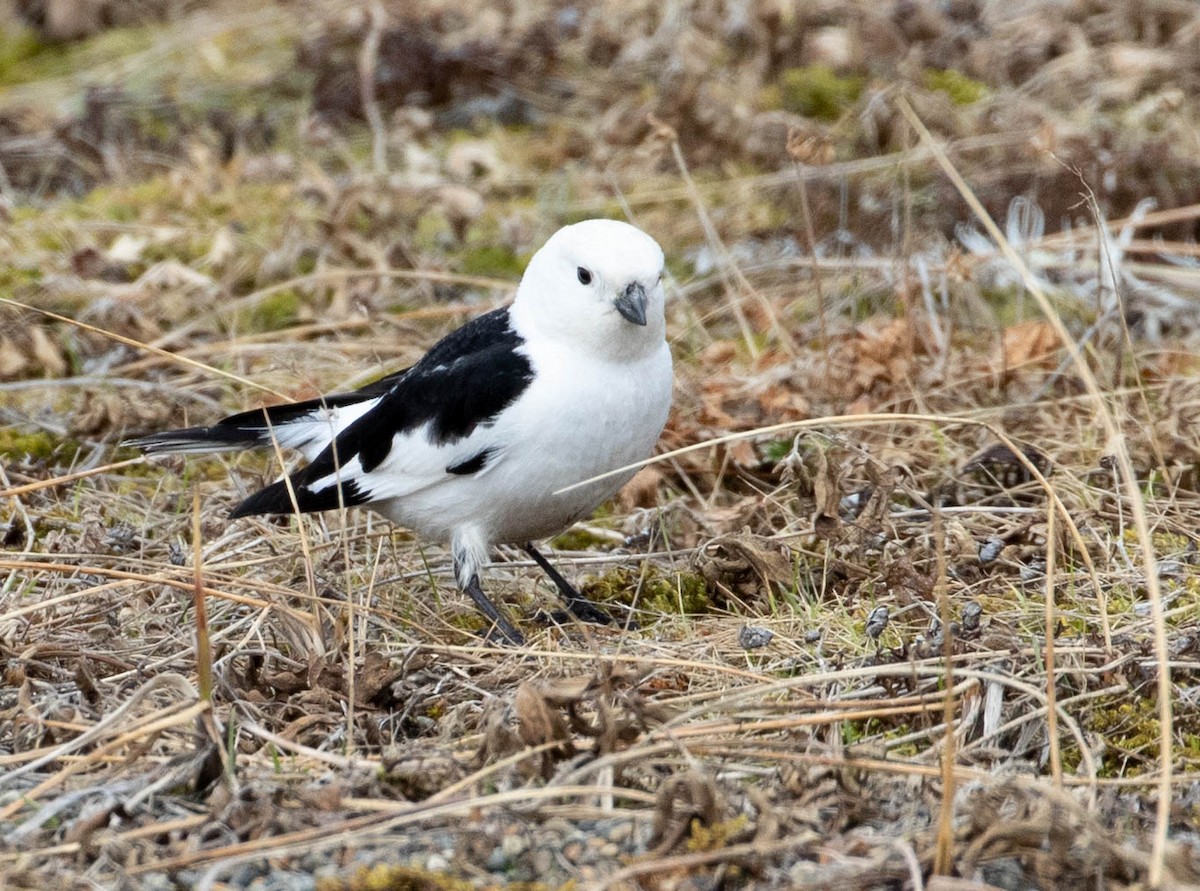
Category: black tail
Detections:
[
  {"x1": 123, "y1": 419, "x2": 272, "y2": 454},
  {"x1": 123, "y1": 368, "x2": 409, "y2": 456}
]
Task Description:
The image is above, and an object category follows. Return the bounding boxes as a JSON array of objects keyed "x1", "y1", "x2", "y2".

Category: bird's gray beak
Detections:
[{"x1": 614, "y1": 281, "x2": 648, "y2": 326}]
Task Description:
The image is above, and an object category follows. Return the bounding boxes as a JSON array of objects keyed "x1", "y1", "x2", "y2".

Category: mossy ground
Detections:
[
  {"x1": 760, "y1": 65, "x2": 866, "y2": 122},
  {"x1": 583, "y1": 566, "x2": 711, "y2": 615},
  {"x1": 3, "y1": 1, "x2": 1200, "y2": 889}
]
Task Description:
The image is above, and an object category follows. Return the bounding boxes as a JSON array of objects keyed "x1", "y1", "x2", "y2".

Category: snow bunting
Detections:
[{"x1": 127, "y1": 219, "x2": 673, "y2": 644}]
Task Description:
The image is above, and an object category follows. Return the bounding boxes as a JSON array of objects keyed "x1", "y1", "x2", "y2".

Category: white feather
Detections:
[{"x1": 268, "y1": 398, "x2": 384, "y2": 462}]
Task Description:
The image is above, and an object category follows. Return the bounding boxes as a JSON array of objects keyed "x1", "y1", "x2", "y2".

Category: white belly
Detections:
[{"x1": 373, "y1": 340, "x2": 672, "y2": 546}]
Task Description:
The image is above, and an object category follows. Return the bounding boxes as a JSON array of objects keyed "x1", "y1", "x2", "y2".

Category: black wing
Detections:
[
  {"x1": 230, "y1": 307, "x2": 534, "y2": 517},
  {"x1": 126, "y1": 307, "x2": 515, "y2": 455}
]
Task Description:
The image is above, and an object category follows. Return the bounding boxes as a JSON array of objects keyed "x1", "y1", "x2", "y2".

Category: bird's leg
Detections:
[
  {"x1": 463, "y1": 574, "x2": 526, "y2": 646},
  {"x1": 522, "y1": 543, "x2": 615, "y2": 626}
]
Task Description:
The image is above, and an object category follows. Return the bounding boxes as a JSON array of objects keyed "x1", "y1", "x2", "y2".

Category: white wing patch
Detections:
[
  {"x1": 304, "y1": 421, "x2": 508, "y2": 505},
  {"x1": 267, "y1": 398, "x2": 383, "y2": 462}
]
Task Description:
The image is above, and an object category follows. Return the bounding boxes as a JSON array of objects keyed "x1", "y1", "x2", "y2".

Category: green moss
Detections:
[
  {"x1": 75, "y1": 177, "x2": 175, "y2": 225},
  {"x1": 0, "y1": 23, "x2": 158, "y2": 87},
  {"x1": 315, "y1": 863, "x2": 476, "y2": 891},
  {"x1": 763, "y1": 66, "x2": 865, "y2": 121},
  {"x1": 72, "y1": 179, "x2": 293, "y2": 252},
  {"x1": 763, "y1": 438, "x2": 795, "y2": 463},
  {"x1": 247, "y1": 289, "x2": 301, "y2": 332},
  {"x1": 841, "y1": 720, "x2": 867, "y2": 745},
  {"x1": 0, "y1": 28, "x2": 66, "y2": 86},
  {"x1": 458, "y1": 245, "x2": 524, "y2": 279},
  {"x1": 561, "y1": 201, "x2": 627, "y2": 227},
  {"x1": 0, "y1": 429, "x2": 76, "y2": 462},
  {"x1": 1069, "y1": 694, "x2": 1181, "y2": 779},
  {"x1": 664, "y1": 253, "x2": 691, "y2": 282},
  {"x1": 687, "y1": 813, "x2": 749, "y2": 852},
  {"x1": 924, "y1": 68, "x2": 989, "y2": 106},
  {"x1": 839, "y1": 716, "x2": 917, "y2": 749},
  {"x1": 551, "y1": 527, "x2": 615, "y2": 550},
  {"x1": 883, "y1": 726, "x2": 920, "y2": 758},
  {"x1": 583, "y1": 567, "x2": 710, "y2": 615},
  {"x1": 0, "y1": 264, "x2": 43, "y2": 292}
]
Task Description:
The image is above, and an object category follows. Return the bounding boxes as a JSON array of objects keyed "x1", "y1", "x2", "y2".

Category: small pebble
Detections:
[
  {"x1": 979, "y1": 536, "x2": 1005, "y2": 563},
  {"x1": 961, "y1": 600, "x2": 983, "y2": 632},
  {"x1": 738, "y1": 624, "x2": 774, "y2": 649},
  {"x1": 1157, "y1": 560, "x2": 1185, "y2": 579},
  {"x1": 866, "y1": 605, "x2": 889, "y2": 640},
  {"x1": 486, "y1": 848, "x2": 508, "y2": 871},
  {"x1": 227, "y1": 865, "x2": 264, "y2": 887},
  {"x1": 1019, "y1": 559, "x2": 1046, "y2": 582},
  {"x1": 501, "y1": 834, "x2": 528, "y2": 857},
  {"x1": 267, "y1": 875, "x2": 315, "y2": 891},
  {"x1": 607, "y1": 822, "x2": 633, "y2": 844}
]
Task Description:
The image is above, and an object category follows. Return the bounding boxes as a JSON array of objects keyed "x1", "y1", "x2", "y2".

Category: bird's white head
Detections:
[{"x1": 511, "y1": 219, "x2": 667, "y2": 362}]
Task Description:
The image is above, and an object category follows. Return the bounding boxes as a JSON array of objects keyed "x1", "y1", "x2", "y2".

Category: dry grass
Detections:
[{"x1": 4, "y1": 0, "x2": 1200, "y2": 888}]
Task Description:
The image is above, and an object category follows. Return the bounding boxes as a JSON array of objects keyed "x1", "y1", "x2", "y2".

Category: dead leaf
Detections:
[
  {"x1": 1000, "y1": 320, "x2": 1060, "y2": 373},
  {"x1": 0, "y1": 334, "x2": 30, "y2": 378},
  {"x1": 720, "y1": 438, "x2": 757, "y2": 467},
  {"x1": 757, "y1": 381, "x2": 811, "y2": 421},
  {"x1": 202, "y1": 226, "x2": 238, "y2": 268},
  {"x1": 649, "y1": 770, "x2": 724, "y2": 855},
  {"x1": 534, "y1": 674, "x2": 594, "y2": 707},
  {"x1": 844, "y1": 395, "x2": 873, "y2": 416},
  {"x1": 927, "y1": 879, "x2": 1009, "y2": 891},
  {"x1": 824, "y1": 317, "x2": 922, "y2": 401},
  {"x1": 513, "y1": 681, "x2": 574, "y2": 777},
  {"x1": 811, "y1": 446, "x2": 842, "y2": 539},
  {"x1": 297, "y1": 782, "x2": 344, "y2": 812},
  {"x1": 380, "y1": 751, "x2": 464, "y2": 800},
  {"x1": 435, "y1": 184, "x2": 485, "y2": 242},
  {"x1": 354, "y1": 650, "x2": 405, "y2": 706},
  {"x1": 40, "y1": 0, "x2": 105, "y2": 40},
  {"x1": 514, "y1": 681, "x2": 569, "y2": 747},
  {"x1": 28, "y1": 326, "x2": 68, "y2": 377},
  {"x1": 63, "y1": 804, "x2": 113, "y2": 848},
  {"x1": 695, "y1": 533, "x2": 794, "y2": 605},
  {"x1": 699, "y1": 384, "x2": 740, "y2": 429},
  {"x1": 135, "y1": 260, "x2": 218, "y2": 292},
  {"x1": 698, "y1": 340, "x2": 738, "y2": 365},
  {"x1": 618, "y1": 467, "x2": 664, "y2": 511},
  {"x1": 70, "y1": 389, "x2": 177, "y2": 438},
  {"x1": 0, "y1": 310, "x2": 71, "y2": 380}
]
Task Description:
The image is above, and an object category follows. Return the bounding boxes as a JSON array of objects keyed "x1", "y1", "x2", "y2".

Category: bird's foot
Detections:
[
  {"x1": 463, "y1": 573, "x2": 526, "y2": 646},
  {"x1": 533, "y1": 604, "x2": 639, "y2": 631},
  {"x1": 479, "y1": 619, "x2": 526, "y2": 647},
  {"x1": 521, "y1": 543, "x2": 640, "y2": 630},
  {"x1": 561, "y1": 596, "x2": 614, "y2": 626}
]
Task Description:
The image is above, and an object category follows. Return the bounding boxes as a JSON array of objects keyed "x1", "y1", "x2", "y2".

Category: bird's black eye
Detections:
[{"x1": 576, "y1": 267, "x2": 593, "y2": 285}]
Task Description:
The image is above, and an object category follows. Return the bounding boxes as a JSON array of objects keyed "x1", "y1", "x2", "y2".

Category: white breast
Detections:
[{"x1": 371, "y1": 337, "x2": 673, "y2": 546}]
